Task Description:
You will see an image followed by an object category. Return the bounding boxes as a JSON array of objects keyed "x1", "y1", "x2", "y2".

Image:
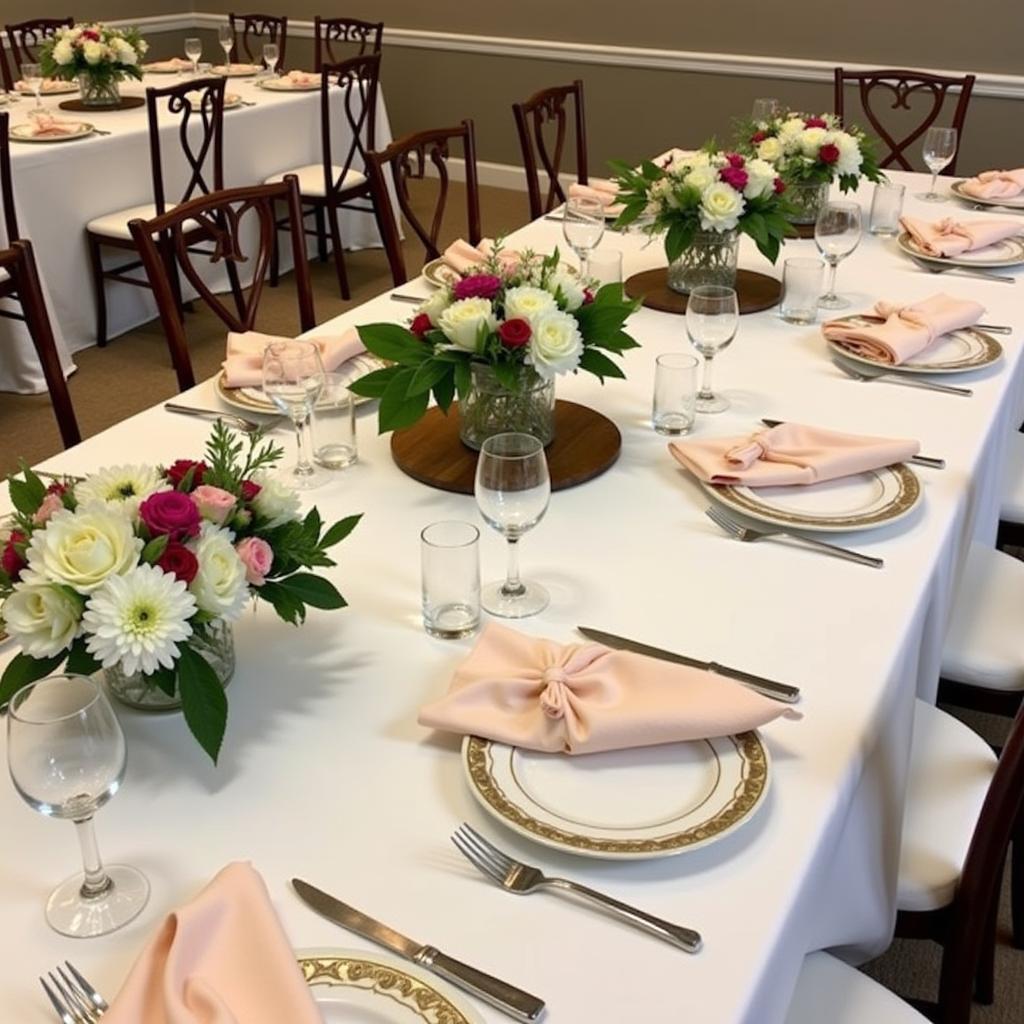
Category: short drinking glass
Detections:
[
  {"x1": 919, "y1": 127, "x2": 957, "y2": 202},
  {"x1": 421, "y1": 521, "x2": 481, "y2": 639},
  {"x1": 185, "y1": 37, "x2": 203, "y2": 76},
  {"x1": 814, "y1": 201, "x2": 862, "y2": 309},
  {"x1": 779, "y1": 257, "x2": 825, "y2": 324},
  {"x1": 869, "y1": 181, "x2": 905, "y2": 236},
  {"x1": 586, "y1": 249, "x2": 623, "y2": 286},
  {"x1": 652, "y1": 353, "x2": 698, "y2": 435},
  {"x1": 562, "y1": 196, "x2": 605, "y2": 277},
  {"x1": 21, "y1": 63, "x2": 43, "y2": 110},
  {"x1": 262, "y1": 43, "x2": 279, "y2": 76},
  {"x1": 218, "y1": 23, "x2": 234, "y2": 67},
  {"x1": 686, "y1": 285, "x2": 739, "y2": 414},
  {"x1": 312, "y1": 372, "x2": 357, "y2": 470}
]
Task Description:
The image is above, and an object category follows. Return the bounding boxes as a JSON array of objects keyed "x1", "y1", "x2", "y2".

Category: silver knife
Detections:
[
  {"x1": 759, "y1": 419, "x2": 945, "y2": 469},
  {"x1": 577, "y1": 627, "x2": 801, "y2": 704},
  {"x1": 292, "y1": 879, "x2": 546, "y2": 1021}
]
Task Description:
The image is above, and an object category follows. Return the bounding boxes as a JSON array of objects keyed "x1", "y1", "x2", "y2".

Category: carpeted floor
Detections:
[{"x1": 2, "y1": 182, "x2": 1023, "y2": 1021}]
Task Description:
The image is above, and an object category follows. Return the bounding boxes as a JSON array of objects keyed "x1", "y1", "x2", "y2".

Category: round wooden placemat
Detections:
[
  {"x1": 625, "y1": 268, "x2": 782, "y2": 315},
  {"x1": 59, "y1": 96, "x2": 146, "y2": 112},
  {"x1": 792, "y1": 223, "x2": 816, "y2": 239},
  {"x1": 391, "y1": 400, "x2": 621, "y2": 495}
]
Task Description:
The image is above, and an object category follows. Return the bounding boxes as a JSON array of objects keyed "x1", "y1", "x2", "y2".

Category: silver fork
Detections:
[
  {"x1": 163, "y1": 403, "x2": 281, "y2": 434},
  {"x1": 40, "y1": 962, "x2": 107, "y2": 1023},
  {"x1": 451, "y1": 823, "x2": 702, "y2": 953},
  {"x1": 907, "y1": 253, "x2": 1017, "y2": 285},
  {"x1": 832, "y1": 358, "x2": 973, "y2": 397},
  {"x1": 705, "y1": 505, "x2": 884, "y2": 569}
]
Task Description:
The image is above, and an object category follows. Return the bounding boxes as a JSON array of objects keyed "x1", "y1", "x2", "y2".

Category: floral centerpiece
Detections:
[
  {"x1": 349, "y1": 247, "x2": 640, "y2": 449},
  {"x1": 39, "y1": 23, "x2": 147, "y2": 108},
  {"x1": 0, "y1": 425, "x2": 360, "y2": 763},
  {"x1": 611, "y1": 148, "x2": 792, "y2": 294},
  {"x1": 735, "y1": 112, "x2": 883, "y2": 223}
]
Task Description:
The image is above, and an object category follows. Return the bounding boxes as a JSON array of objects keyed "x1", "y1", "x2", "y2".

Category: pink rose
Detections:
[
  {"x1": 191, "y1": 485, "x2": 237, "y2": 525},
  {"x1": 453, "y1": 274, "x2": 502, "y2": 301},
  {"x1": 235, "y1": 536, "x2": 273, "y2": 586},
  {"x1": 33, "y1": 492, "x2": 64, "y2": 526},
  {"x1": 719, "y1": 166, "x2": 749, "y2": 192},
  {"x1": 139, "y1": 490, "x2": 201, "y2": 541}
]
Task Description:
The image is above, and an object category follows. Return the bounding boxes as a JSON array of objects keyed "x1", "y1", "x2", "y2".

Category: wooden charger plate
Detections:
[
  {"x1": 624, "y1": 268, "x2": 781, "y2": 315},
  {"x1": 391, "y1": 400, "x2": 621, "y2": 495},
  {"x1": 59, "y1": 96, "x2": 146, "y2": 112}
]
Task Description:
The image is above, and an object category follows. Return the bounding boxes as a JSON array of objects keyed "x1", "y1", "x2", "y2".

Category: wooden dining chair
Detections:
[
  {"x1": 128, "y1": 177, "x2": 315, "y2": 392},
  {"x1": 513, "y1": 80, "x2": 588, "y2": 220},
  {"x1": 0, "y1": 240, "x2": 80, "y2": 447},
  {"x1": 365, "y1": 120, "x2": 482, "y2": 287},
  {"x1": 312, "y1": 17, "x2": 383, "y2": 70},
  {"x1": 264, "y1": 53, "x2": 387, "y2": 300},
  {"x1": 833, "y1": 68, "x2": 976, "y2": 175},
  {"x1": 86, "y1": 77, "x2": 227, "y2": 346},
  {"x1": 228, "y1": 12, "x2": 287, "y2": 69},
  {"x1": 3, "y1": 17, "x2": 73, "y2": 90},
  {"x1": 0, "y1": 111, "x2": 21, "y2": 313}
]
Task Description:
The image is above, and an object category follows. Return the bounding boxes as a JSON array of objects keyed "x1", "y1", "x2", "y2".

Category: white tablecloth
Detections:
[
  {"x1": 0, "y1": 170, "x2": 1021, "y2": 1023},
  {"x1": 0, "y1": 74, "x2": 394, "y2": 394}
]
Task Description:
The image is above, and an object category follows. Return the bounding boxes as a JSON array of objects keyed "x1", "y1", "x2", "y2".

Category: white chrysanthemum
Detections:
[
  {"x1": 418, "y1": 287, "x2": 451, "y2": 327},
  {"x1": 250, "y1": 471, "x2": 301, "y2": 528},
  {"x1": 699, "y1": 182, "x2": 746, "y2": 231},
  {"x1": 83, "y1": 564, "x2": 195, "y2": 676},
  {"x1": 75, "y1": 464, "x2": 168, "y2": 518},
  {"x1": 111, "y1": 37, "x2": 138, "y2": 65},
  {"x1": 437, "y1": 297, "x2": 496, "y2": 353},
  {"x1": 52, "y1": 39, "x2": 75, "y2": 65},
  {"x1": 547, "y1": 269, "x2": 586, "y2": 312},
  {"x1": 684, "y1": 164, "x2": 718, "y2": 192},
  {"x1": 743, "y1": 158, "x2": 777, "y2": 199},
  {"x1": 800, "y1": 127, "x2": 828, "y2": 157},
  {"x1": 777, "y1": 117, "x2": 807, "y2": 151},
  {"x1": 190, "y1": 523, "x2": 250, "y2": 622},
  {"x1": 504, "y1": 286, "x2": 557, "y2": 326},
  {"x1": 833, "y1": 132, "x2": 863, "y2": 176},
  {"x1": 527, "y1": 310, "x2": 584, "y2": 380},
  {"x1": 3, "y1": 582, "x2": 81, "y2": 658},
  {"x1": 756, "y1": 137, "x2": 783, "y2": 164}
]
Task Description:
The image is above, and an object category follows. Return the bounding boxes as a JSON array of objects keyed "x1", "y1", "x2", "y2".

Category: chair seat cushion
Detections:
[
  {"x1": 786, "y1": 952, "x2": 930, "y2": 1023},
  {"x1": 941, "y1": 543, "x2": 1024, "y2": 691},
  {"x1": 1001, "y1": 431, "x2": 1024, "y2": 524},
  {"x1": 86, "y1": 203, "x2": 200, "y2": 241},
  {"x1": 897, "y1": 700, "x2": 996, "y2": 912},
  {"x1": 263, "y1": 163, "x2": 367, "y2": 198}
]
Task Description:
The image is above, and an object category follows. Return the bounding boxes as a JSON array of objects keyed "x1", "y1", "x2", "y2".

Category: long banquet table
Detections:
[{"x1": 1, "y1": 170, "x2": 1022, "y2": 1023}]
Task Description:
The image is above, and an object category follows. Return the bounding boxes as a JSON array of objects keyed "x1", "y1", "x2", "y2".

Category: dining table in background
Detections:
[{"x1": 0, "y1": 170, "x2": 1022, "y2": 1023}]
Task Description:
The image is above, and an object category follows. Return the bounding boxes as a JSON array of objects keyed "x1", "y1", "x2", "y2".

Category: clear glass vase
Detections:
[
  {"x1": 459, "y1": 363, "x2": 556, "y2": 451},
  {"x1": 786, "y1": 181, "x2": 830, "y2": 225},
  {"x1": 77, "y1": 74, "x2": 121, "y2": 108},
  {"x1": 666, "y1": 230, "x2": 739, "y2": 295},
  {"x1": 105, "y1": 620, "x2": 235, "y2": 711}
]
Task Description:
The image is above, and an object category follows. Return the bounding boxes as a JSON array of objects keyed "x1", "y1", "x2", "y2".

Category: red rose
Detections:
[
  {"x1": 726, "y1": 152, "x2": 746, "y2": 169},
  {"x1": 240, "y1": 479, "x2": 262, "y2": 502},
  {"x1": 410, "y1": 313, "x2": 433, "y2": 338},
  {"x1": 498, "y1": 318, "x2": 531, "y2": 348},
  {"x1": 773, "y1": 177, "x2": 786, "y2": 194},
  {"x1": 156, "y1": 542, "x2": 199, "y2": 585},
  {"x1": 819, "y1": 143, "x2": 840, "y2": 165},
  {"x1": 582, "y1": 288, "x2": 595, "y2": 305},
  {"x1": 139, "y1": 490, "x2": 201, "y2": 541},
  {"x1": 751, "y1": 130, "x2": 767, "y2": 144},
  {"x1": 1, "y1": 530, "x2": 27, "y2": 581},
  {"x1": 720, "y1": 166, "x2": 749, "y2": 192},
  {"x1": 45, "y1": 480, "x2": 69, "y2": 497},
  {"x1": 804, "y1": 116, "x2": 828, "y2": 129},
  {"x1": 81, "y1": 29, "x2": 100, "y2": 41},
  {"x1": 166, "y1": 459, "x2": 207, "y2": 490}
]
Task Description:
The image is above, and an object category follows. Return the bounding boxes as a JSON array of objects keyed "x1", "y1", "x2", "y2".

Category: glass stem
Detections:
[
  {"x1": 74, "y1": 817, "x2": 112, "y2": 899},
  {"x1": 929, "y1": 170, "x2": 939, "y2": 196},
  {"x1": 825, "y1": 259, "x2": 838, "y2": 299},
  {"x1": 698, "y1": 353, "x2": 715, "y2": 399},
  {"x1": 294, "y1": 414, "x2": 314, "y2": 476},
  {"x1": 502, "y1": 537, "x2": 526, "y2": 597}
]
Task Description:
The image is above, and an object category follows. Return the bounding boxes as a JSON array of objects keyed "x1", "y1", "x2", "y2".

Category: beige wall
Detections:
[{"x1": 1, "y1": 1, "x2": 184, "y2": 22}]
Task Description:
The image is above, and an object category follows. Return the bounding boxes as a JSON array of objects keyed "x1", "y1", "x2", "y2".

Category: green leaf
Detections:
[
  {"x1": 277, "y1": 572, "x2": 347, "y2": 610},
  {"x1": 407, "y1": 359, "x2": 452, "y2": 397},
  {"x1": 454, "y1": 360, "x2": 472, "y2": 400},
  {"x1": 348, "y1": 366, "x2": 398, "y2": 399},
  {"x1": 378, "y1": 368, "x2": 430, "y2": 432},
  {"x1": 65, "y1": 637, "x2": 102, "y2": 677},
  {"x1": 492, "y1": 362, "x2": 520, "y2": 392},
  {"x1": 357, "y1": 323, "x2": 429, "y2": 366},
  {"x1": 664, "y1": 220, "x2": 691, "y2": 264},
  {"x1": 177, "y1": 643, "x2": 228, "y2": 764},
  {"x1": 579, "y1": 348, "x2": 626, "y2": 382},
  {"x1": 432, "y1": 371, "x2": 456, "y2": 413},
  {"x1": 0, "y1": 651, "x2": 67, "y2": 706},
  {"x1": 141, "y1": 534, "x2": 170, "y2": 564},
  {"x1": 257, "y1": 580, "x2": 305, "y2": 625},
  {"x1": 149, "y1": 664, "x2": 178, "y2": 698},
  {"x1": 589, "y1": 329, "x2": 641, "y2": 353},
  {"x1": 320, "y1": 514, "x2": 362, "y2": 549},
  {"x1": 744, "y1": 212, "x2": 768, "y2": 247},
  {"x1": 8, "y1": 478, "x2": 41, "y2": 517}
]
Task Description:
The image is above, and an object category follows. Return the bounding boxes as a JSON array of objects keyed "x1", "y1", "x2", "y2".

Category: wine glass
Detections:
[
  {"x1": 185, "y1": 37, "x2": 203, "y2": 77},
  {"x1": 262, "y1": 339, "x2": 327, "y2": 490},
  {"x1": 7, "y1": 675, "x2": 149, "y2": 937},
  {"x1": 217, "y1": 23, "x2": 235, "y2": 69},
  {"x1": 562, "y1": 196, "x2": 605, "y2": 277},
  {"x1": 20, "y1": 63, "x2": 43, "y2": 110},
  {"x1": 751, "y1": 97, "x2": 780, "y2": 123},
  {"x1": 474, "y1": 432, "x2": 551, "y2": 618},
  {"x1": 814, "y1": 201, "x2": 862, "y2": 309},
  {"x1": 262, "y1": 43, "x2": 279, "y2": 77},
  {"x1": 918, "y1": 126, "x2": 958, "y2": 202},
  {"x1": 686, "y1": 285, "x2": 739, "y2": 414}
]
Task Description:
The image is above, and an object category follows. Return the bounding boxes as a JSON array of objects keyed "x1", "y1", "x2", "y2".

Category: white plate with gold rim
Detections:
[
  {"x1": 463, "y1": 732, "x2": 770, "y2": 860},
  {"x1": 422, "y1": 258, "x2": 460, "y2": 289},
  {"x1": 951, "y1": 179, "x2": 1024, "y2": 210},
  {"x1": 183, "y1": 90, "x2": 243, "y2": 110},
  {"x1": 258, "y1": 75, "x2": 321, "y2": 92},
  {"x1": 298, "y1": 948, "x2": 482, "y2": 1023},
  {"x1": 212, "y1": 63, "x2": 261, "y2": 78},
  {"x1": 9, "y1": 122, "x2": 94, "y2": 143},
  {"x1": 898, "y1": 231, "x2": 1024, "y2": 268}
]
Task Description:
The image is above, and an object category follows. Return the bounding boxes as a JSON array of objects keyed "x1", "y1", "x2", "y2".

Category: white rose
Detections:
[
  {"x1": 138, "y1": 39, "x2": 149, "y2": 56},
  {"x1": 743, "y1": 158, "x2": 777, "y2": 199},
  {"x1": 699, "y1": 182, "x2": 746, "y2": 231},
  {"x1": 250, "y1": 471, "x2": 301, "y2": 528},
  {"x1": 688, "y1": 151, "x2": 712, "y2": 169},
  {"x1": 547, "y1": 269, "x2": 586, "y2": 312},
  {"x1": 418, "y1": 287, "x2": 451, "y2": 327},
  {"x1": 83, "y1": 40, "x2": 106, "y2": 65},
  {"x1": 833, "y1": 133, "x2": 863, "y2": 176},
  {"x1": 503, "y1": 286, "x2": 556, "y2": 326},
  {"x1": 756, "y1": 137, "x2": 783, "y2": 164},
  {"x1": 800, "y1": 127, "x2": 828, "y2": 157},
  {"x1": 778, "y1": 118, "x2": 807, "y2": 150},
  {"x1": 190, "y1": 524, "x2": 249, "y2": 622},
  {"x1": 684, "y1": 165, "x2": 718, "y2": 191},
  {"x1": 527, "y1": 310, "x2": 584, "y2": 379},
  {"x1": 53, "y1": 39, "x2": 75, "y2": 65},
  {"x1": 25, "y1": 503, "x2": 142, "y2": 595},
  {"x1": 3, "y1": 582, "x2": 81, "y2": 658},
  {"x1": 437, "y1": 297, "x2": 496, "y2": 353}
]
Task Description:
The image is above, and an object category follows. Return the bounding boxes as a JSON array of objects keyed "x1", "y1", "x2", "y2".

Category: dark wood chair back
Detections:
[
  {"x1": 4, "y1": 17, "x2": 73, "y2": 87},
  {"x1": 228, "y1": 12, "x2": 287, "y2": 69},
  {"x1": 128, "y1": 178, "x2": 315, "y2": 391},
  {"x1": 0, "y1": 111, "x2": 18, "y2": 245},
  {"x1": 320, "y1": 54, "x2": 381, "y2": 198},
  {"x1": 313, "y1": 16, "x2": 383, "y2": 70},
  {"x1": 834, "y1": 68, "x2": 975, "y2": 175},
  {"x1": 365, "y1": 120, "x2": 481, "y2": 284},
  {"x1": 513, "y1": 80, "x2": 588, "y2": 220},
  {"x1": 0, "y1": 240, "x2": 80, "y2": 447}
]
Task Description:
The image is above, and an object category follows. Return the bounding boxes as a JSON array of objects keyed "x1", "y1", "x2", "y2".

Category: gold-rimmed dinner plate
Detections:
[
  {"x1": 212, "y1": 63, "x2": 261, "y2": 77},
  {"x1": 8, "y1": 122, "x2": 94, "y2": 143},
  {"x1": 462, "y1": 732, "x2": 770, "y2": 860},
  {"x1": 258, "y1": 76, "x2": 321, "y2": 92},
  {"x1": 951, "y1": 179, "x2": 1024, "y2": 210},
  {"x1": 298, "y1": 948, "x2": 482, "y2": 1024},
  {"x1": 183, "y1": 90, "x2": 243, "y2": 110},
  {"x1": 898, "y1": 230, "x2": 1024, "y2": 268},
  {"x1": 422, "y1": 258, "x2": 460, "y2": 289},
  {"x1": 825, "y1": 316, "x2": 1003, "y2": 375},
  {"x1": 704, "y1": 463, "x2": 921, "y2": 534},
  {"x1": 143, "y1": 62, "x2": 191, "y2": 74}
]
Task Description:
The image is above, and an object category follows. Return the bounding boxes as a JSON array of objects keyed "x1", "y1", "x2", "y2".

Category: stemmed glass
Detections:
[
  {"x1": 918, "y1": 126, "x2": 958, "y2": 202},
  {"x1": 7, "y1": 675, "x2": 149, "y2": 937},
  {"x1": 474, "y1": 432, "x2": 551, "y2": 618},
  {"x1": 562, "y1": 196, "x2": 605, "y2": 277},
  {"x1": 686, "y1": 286, "x2": 739, "y2": 413},
  {"x1": 814, "y1": 201, "x2": 862, "y2": 309},
  {"x1": 262, "y1": 43, "x2": 279, "y2": 77},
  {"x1": 185, "y1": 37, "x2": 203, "y2": 77},
  {"x1": 751, "y1": 97, "x2": 780, "y2": 123},
  {"x1": 20, "y1": 63, "x2": 43, "y2": 110},
  {"x1": 262, "y1": 339, "x2": 327, "y2": 490},
  {"x1": 217, "y1": 23, "x2": 235, "y2": 70}
]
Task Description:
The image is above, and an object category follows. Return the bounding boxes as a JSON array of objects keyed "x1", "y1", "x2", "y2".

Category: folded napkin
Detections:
[
  {"x1": 900, "y1": 215, "x2": 1022, "y2": 258},
  {"x1": 282, "y1": 70, "x2": 320, "y2": 86},
  {"x1": 650, "y1": 147, "x2": 695, "y2": 170},
  {"x1": 103, "y1": 862, "x2": 320, "y2": 1024},
  {"x1": 25, "y1": 113, "x2": 86, "y2": 137},
  {"x1": 568, "y1": 178, "x2": 621, "y2": 208},
  {"x1": 418, "y1": 623, "x2": 794, "y2": 754},
  {"x1": 222, "y1": 329, "x2": 365, "y2": 388},
  {"x1": 959, "y1": 168, "x2": 1024, "y2": 200},
  {"x1": 668, "y1": 422, "x2": 920, "y2": 487},
  {"x1": 441, "y1": 238, "x2": 520, "y2": 275},
  {"x1": 16, "y1": 78, "x2": 71, "y2": 93},
  {"x1": 822, "y1": 293, "x2": 985, "y2": 364},
  {"x1": 147, "y1": 57, "x2": 194, "y2": 71}
]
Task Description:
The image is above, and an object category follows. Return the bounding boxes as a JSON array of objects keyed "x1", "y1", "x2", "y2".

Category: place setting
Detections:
[{"x1": 897, "y1": 212, "x2": 1024, "y2": 285}]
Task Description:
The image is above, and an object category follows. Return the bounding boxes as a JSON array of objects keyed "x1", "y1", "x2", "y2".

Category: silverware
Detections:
[
  {"x1": 908, "y1": 253, "x2": 1017, "y2": 285},
  {"x1": 705, "y1": 505, "x2": 884, "y2": 569},
  {"x1": 291, "y1": 878, "x2": 545, "y2": 1021},
  {"x1": 452, "y1": 823, "x2": 702, "y2": 953},
  {"x1": 832, "y1": 358, "x2": 973, "y2": 396},
  {"x1": 973, "y1": 323, "x2": 1013, "y2": 334},
  {"x1": 40, "y1": 962, "x2": 107, "y2": 1023},
  {"x1": 390, "y1": 293, "x2": 427, "y2": 304},
  {"x1": 164, "y1": 402, "x2": 279, "y2": 434},
  {"x1": 759, "y1": 419, "x2": 945, "y2": 469},
  {"x1": 91, "y1": 128, "x2": 112, "y2": 137},
  {"x1": 576, "y1": 626, "x2": 800, "y2": 703},
  {"x1": 36, "y1": 470, "x2": 86, "y2": 484},
  {"x1": 972, "y1": 203, "x2": 1024, "y2": 215}
]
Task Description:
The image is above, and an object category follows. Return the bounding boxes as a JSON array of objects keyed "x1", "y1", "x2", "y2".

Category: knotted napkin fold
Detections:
[
  {"x1": 103, "y1": 862, "x2": 320, "y2": 1024},
  {"x1": 441, "y1": 238, "x2": 520, "y2": 275},
  {"x1": 822, "y1": 293, "x2": 985, "y2": 364},
  {"x1": 282, "y1": 70, "x2": 321, "y2": 86},
  {"x1": 668, "y1": 422, "x2": 919, "y2": 488},
  {"x1": 900, "y1": 215, "x2": 1022, "y2": 258},
  {"x1": 959, "y1": 168, "x2": 1024, "y2": 200},
  {"x1": 16, "y1": 78, "x2": 72, "y2": 93},
  {"x1": 222, "y1": 329, "x2": 365, "y2": 388},
  {"x1": 567, "y1": 178, "x2": 621, "y2": 209},
  {"x1": 418, "y1": 623, "x2": 793, "y2": 755},
  {"x1": 146, "y1": 57, "x2": 194, "y2": 72},
  {"x1": 25, "y1": 113, "x2": 85, "y2": 137}
]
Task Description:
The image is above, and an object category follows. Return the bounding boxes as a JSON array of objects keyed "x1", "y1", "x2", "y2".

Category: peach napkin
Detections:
[
  {"x1": 283, "y1": 70, "x2": 320, "y2": 86},
  {"x1": 147, "y1": 57, "x2": 194, "y2": 71},
  {"x1": 900, "y1": 215, "x2": 1022, "y2": 257},
  {"x1": 103, "y1": 862, "x2": 320, "y2": 1024},
  {"x1": 418, "y1": 623, "x2": 794, "y2": 754},
  {"x1": 26, "y1": 113, "x2": 86, "y2": 137},
  {"x1": 222, "y1": 329, "x2": 365, "y2": 388},
  {"x1": 959, "y1": 168, "x2": 1024, "y2": 200},
  {"x1": 668, "y1": 422, "x2": 919, "y2": 487},
  {"x1": 822, "y1": 293, "x2": 985, "y2": 364},
  {"x1": 650, "y1": 148, "x2": 695, "y2": 170},
  {"x1": 568, "y1": 178, "x2": 620, "y2": 208},
  {"x1": 16, "y1": 78, "x2": 72, "y2": 93},
  {"x1": 441, "y1": 238, "x2": 520, "y2": 275}
]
